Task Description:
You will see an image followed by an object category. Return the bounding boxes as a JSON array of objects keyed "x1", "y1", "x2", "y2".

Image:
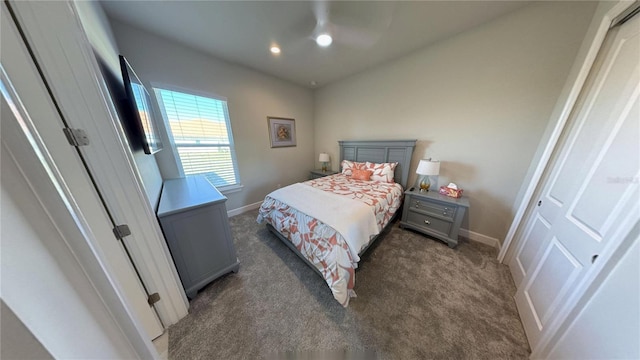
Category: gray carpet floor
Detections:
[{"x1": 168, "y1": 210, "x2": 530, "y2": 359}]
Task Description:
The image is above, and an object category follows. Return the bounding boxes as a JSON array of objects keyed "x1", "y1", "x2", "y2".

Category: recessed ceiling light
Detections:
[
  {"x1": 316, "y1": 33, "x2": 332, "y2": 47},
  {"x1": 310, "y1": 81, "x2": 318, "y2": 86},
  {"x1": 270, "y1": 46, "x2": 281, "y2": 54}
]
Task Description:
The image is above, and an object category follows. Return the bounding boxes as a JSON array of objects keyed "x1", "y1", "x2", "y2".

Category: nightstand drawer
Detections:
[
  {"x1": 406, "y1": 211, "x2": 452, "y2": 236},
  {"x1": 400, "y1": 189, "x2": 469, "y2": 248},
  {"x1": 409, "y1": 198, "x2": 456, "y2": 220}
]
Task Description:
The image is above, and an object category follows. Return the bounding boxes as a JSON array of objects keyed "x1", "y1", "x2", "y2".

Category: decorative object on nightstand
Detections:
[
  {"x1": 416, "y1": 159, "x2": 440, "y2": 192},
  {"x1": 439, "y1": 183, "x2": 464, "y2": 198},
  {"x1": 309, "y1": 169, "x2": 339, "y2": 179},
  {"x1": 319, "y1": 152, "x2": 330, "y2": 172},
  {"x1": 400, "y1": 188, "x2": 469, "y2": 248}
]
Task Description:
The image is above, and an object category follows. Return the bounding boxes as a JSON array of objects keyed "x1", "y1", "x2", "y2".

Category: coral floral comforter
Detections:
[{"x1": 257, "y1": 174, "x2": 403, "y2": 306}]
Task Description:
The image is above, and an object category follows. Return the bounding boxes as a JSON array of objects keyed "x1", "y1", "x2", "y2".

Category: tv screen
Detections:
[{"x1": 119, "y1": 55, "x2": 162, "y2": 154}]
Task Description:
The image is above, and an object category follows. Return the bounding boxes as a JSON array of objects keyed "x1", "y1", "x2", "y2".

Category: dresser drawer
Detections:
[
  {"x1": 409, "y1": 198, "x2": 456, "y2": 220},
  {"x1": 406, "y1": 210, "x2": 452, "y2": 236}
]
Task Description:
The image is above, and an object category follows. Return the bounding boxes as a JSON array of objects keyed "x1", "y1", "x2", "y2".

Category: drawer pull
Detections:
[
  {"x1": 415, "y1": 202, "x2": 420, "y2": 208},
  {"x1": 424, "y1": 220, "x2": 431, "y2": 225}
]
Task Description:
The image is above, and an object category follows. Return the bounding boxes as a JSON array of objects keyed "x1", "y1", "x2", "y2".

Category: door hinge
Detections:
[
  {"x1": 62, "y1": 128, "x2": 90, "y2": 146},
  {"x1": 112, "y1": 224, "x2": 131, "y2": 240},
  {"x1": 147, "y1": 292, "x2": 161, "y2": 306}
]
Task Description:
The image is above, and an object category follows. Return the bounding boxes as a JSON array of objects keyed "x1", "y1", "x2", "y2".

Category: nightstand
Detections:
[
  {"x1": 400, "y1": 188, "x2": 469, "y2": 248},
  {"x1": 309, "y1": 169, "x2": 339, "y2": 179}
]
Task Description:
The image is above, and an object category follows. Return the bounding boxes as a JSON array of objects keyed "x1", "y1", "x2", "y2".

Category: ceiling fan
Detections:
[{"x1": 286, "y1": 1, "x2": 397, "y2": 49}]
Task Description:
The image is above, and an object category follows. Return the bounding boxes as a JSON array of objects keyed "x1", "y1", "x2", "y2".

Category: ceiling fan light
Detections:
[{"x1": 316, "y1": 33, "x2": 333, "y2": 47}]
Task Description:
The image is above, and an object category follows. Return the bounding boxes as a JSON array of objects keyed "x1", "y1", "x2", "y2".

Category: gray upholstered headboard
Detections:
[{"x1": 338, "y1": 140, "x2": 417, "y2": 189}]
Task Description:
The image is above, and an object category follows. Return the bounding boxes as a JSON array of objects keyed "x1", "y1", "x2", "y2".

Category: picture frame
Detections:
[{"x1": 267, "y1": 116, "x2": 296, "y2": 148}]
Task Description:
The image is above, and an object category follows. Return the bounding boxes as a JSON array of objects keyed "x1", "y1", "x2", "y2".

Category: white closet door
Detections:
[
  {"x1": 511, "y1": 14, "x2": 640, "y2": 349},
  {"x1": 1, "y1": 3, "x2": 163, "y2": 340}
]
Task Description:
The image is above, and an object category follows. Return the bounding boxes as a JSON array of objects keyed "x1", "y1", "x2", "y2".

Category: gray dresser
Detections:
[
  {"x1": 157, "y1": 175, "x2": 239, "y2": 299},
  {"x1": 400, "y1": 189, "x2": 469, "y2": 248}
]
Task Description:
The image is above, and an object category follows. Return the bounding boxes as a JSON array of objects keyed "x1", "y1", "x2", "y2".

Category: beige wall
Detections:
[
  {"x1": 111, "y1": 21, "x2": 315, "y2": 211},
  {"x1": 314, "y1": 1, "x2": 597, "y2": 242}
]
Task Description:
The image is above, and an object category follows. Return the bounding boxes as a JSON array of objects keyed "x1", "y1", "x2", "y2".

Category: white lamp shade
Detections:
[
  {"x1": 416, "y1": 159, "x2": 440, "y2": 175},
  {"x1": 319, "y1": 153, "x2": 330, "y2": 162}
]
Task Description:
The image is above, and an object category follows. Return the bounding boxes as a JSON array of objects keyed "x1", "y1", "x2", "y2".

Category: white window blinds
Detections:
[{"x1": 154, "y1": 88, "x2": 240, "y2": 188}]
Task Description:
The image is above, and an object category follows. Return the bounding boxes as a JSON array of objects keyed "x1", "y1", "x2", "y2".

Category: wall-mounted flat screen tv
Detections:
[{"x1": 119, "y1": 55, "x2": 162, "y2": 154}]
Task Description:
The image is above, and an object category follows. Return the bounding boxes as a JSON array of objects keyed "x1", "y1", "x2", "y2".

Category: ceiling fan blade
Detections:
[
  {"x1": 276, "y1": 10, "x2": 318, "y2": 51},
  {"x1": 312, "y1": 0, "x2": 329, "y2": 29},
  {"x1": 331, "y1": 24, "x2": 381, "y2": 48},
  {"x1": 328, "y1": 1, "x2": 397, "y2": 48}
]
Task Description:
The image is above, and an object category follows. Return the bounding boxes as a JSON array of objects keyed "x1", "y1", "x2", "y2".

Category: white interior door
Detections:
[
  {"x1": 1, "y1": 3, "x2": 163, "y2": 340},
  {"x1": 509, "y1": 13, "x2": 640, "y2": 349}
]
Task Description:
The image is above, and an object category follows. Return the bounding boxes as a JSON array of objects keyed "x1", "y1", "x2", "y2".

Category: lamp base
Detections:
[{"x1": 419, "y1": 176, "x2": 431, "y2": 192}]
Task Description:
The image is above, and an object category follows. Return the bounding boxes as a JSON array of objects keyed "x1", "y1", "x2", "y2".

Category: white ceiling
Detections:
[{"x1": 101, "y1": 1, "x2": 531, "y2": 88}]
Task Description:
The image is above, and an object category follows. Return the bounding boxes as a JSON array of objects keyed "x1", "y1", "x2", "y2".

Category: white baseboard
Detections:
[
  {"x1": 227, "y1": 201, "x2": 262, "y2": 217},
  {"x1": 459, "y1": 228, "x2": 501, "y2": 250}
]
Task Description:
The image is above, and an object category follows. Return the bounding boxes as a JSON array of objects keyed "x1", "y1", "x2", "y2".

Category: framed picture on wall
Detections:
[{"x1": 268, "y1": 116, "x2": 296, "y2": 148}]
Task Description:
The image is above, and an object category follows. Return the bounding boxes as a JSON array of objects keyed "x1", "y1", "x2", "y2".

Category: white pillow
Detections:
[
  {"x1": 341, "y1": 160, "x2": 365, "y2": 176},
  {"x1": 365, "y1": 162, "x2": 398, "y2": 183}
]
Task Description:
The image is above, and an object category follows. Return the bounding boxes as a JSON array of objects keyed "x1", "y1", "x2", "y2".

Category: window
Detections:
[{"x1": 154, "y1": 87, "x2": 240, "y2": 190}]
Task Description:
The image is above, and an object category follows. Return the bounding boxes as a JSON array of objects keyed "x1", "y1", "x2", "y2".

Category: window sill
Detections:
[{"x1": 217, "y1": 184, "x2": 244, "y2": 195}]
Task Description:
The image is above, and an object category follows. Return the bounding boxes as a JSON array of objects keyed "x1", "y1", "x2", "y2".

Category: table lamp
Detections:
[
  {"x1": 319, "y1": 153, "x2": 330, "y2": 172},
  {"x1": 416, "y1": 159, "x2": 440, "y2": 192}
]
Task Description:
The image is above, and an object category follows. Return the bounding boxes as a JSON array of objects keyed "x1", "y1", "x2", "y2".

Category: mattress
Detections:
[{"x1": 257, "y1": 174, "x2": 403, "y2": 306}]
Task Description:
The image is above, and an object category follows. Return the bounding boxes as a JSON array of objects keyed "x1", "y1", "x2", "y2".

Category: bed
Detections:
[{"x1": 257, "y1": 140, "x2": 416, "y2": 306}]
